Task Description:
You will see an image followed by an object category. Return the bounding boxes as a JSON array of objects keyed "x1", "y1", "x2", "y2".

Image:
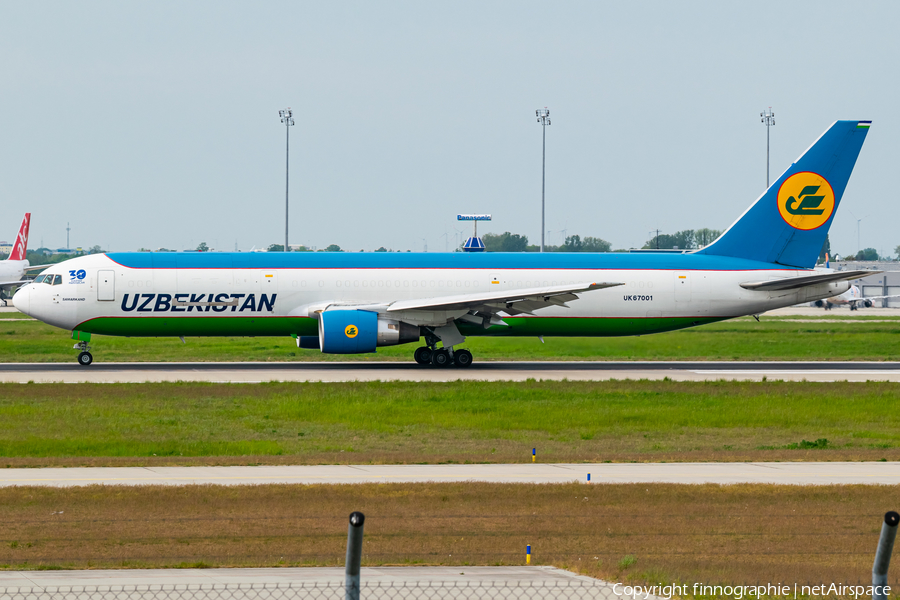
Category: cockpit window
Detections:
[
  {"x1": 53, "y1": 275, "x2": 63, "y2": 285},
  {"x1": 33, "y1": 275, "x2": 45, "y2": 283},
  {"x1": 44, "y1": 275, "x2": 53, "y2": 284}
]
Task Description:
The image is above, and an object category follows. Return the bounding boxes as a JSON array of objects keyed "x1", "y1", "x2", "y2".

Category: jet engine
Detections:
[{"x1": 298, "y1": 309, "x2": 419, "y2": 354}]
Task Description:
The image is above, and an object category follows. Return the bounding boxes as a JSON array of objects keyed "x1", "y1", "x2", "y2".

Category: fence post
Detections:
[
  {"x1": 346, "y1": 511, "x2": 365, "y2": 600},
  {"x1": 873, "y1": 511, "x2": 899, "y2": 600}
]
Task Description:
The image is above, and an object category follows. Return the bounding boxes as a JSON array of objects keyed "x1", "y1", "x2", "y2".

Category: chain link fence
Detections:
[{"x1": 0, "y1": 581, "x2": 618, "y2": 600}]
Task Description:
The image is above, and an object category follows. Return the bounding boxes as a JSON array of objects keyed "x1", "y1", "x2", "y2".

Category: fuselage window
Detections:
[
  {"x1": 345, "y1": 280, "x2": 351, "y2": 287},
  {"x1": 336, "y1": 281, "x2": 342, "y2": 288}
]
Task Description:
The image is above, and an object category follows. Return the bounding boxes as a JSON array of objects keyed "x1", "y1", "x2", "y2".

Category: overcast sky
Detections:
[{"x1": 1, "y1": 1, "x2": 897, "y2": 256}]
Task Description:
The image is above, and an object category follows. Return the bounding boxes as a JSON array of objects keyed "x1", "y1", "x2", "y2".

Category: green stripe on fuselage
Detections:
[{"x1": 77, "y1": 315, "x2": 728, "y2": 338}]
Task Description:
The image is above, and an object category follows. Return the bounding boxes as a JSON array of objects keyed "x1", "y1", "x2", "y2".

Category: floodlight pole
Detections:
[
  {"x1": 761, "y1": 107, "x2": 775, "y2": 189},
  {"x1": 536, "y1": 108, "x2": 551, "y2": 252},
  {"x1": 279, "y1": 108, "x2": 295, "y2": 252}
]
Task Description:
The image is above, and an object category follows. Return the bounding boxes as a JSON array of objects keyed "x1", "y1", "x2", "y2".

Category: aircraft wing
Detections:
[
  {"x1": 386, "y1": 281, "x2": 622, "y2": 316},
  {"x1": 856, "y1": 294, "x2": 900, "y2": 302},
  {"x1": 23, "y1": 264, "x2": 54, "y2": 271},
  {"x1": 0, "y1": 279, "x2": 28, "y2": 288},
  {"x1": 740, "y1": 270, "x2": 878, "y2": 291}
]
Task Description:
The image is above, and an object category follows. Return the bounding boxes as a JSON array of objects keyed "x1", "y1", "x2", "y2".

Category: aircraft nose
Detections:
[{"x1": 12, "y1": 286, "x2": 30, "y2": 315}]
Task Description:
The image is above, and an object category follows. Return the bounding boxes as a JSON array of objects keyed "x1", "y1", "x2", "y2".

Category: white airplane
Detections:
[
  {"x1": 813, "y1": 285, "x2": 900, "y2": 310},
  {"x1": 811, "y1": 255, "x2": 899, "y2": 309},
  {"x1": 0, "y1": 213, "x2": 42, "y2": 306},
  {"x1": 13, "y1": 120, "x2": 877, "y2": 366}
]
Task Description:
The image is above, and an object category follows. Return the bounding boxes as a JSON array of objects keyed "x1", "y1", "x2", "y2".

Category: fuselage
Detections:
[
  {"x1": 14, "y1": 251, "x2": 850, "y2": 339},
  {"x1": 0, "y1": 259, "x2": 28, "y2": 284}
]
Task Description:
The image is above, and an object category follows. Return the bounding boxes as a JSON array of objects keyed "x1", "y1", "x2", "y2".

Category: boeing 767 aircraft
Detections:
[{"x1": 14, "y1": 120, "x2": 874, "y2": 366}]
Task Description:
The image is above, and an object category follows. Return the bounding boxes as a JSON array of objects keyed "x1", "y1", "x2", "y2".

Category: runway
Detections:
[
  {"x1": 1, "y1": 360, "x2": 900, "y2": 382},
  {"x1": 2, "y1": 462, "x2": 899, "y2": 487}
]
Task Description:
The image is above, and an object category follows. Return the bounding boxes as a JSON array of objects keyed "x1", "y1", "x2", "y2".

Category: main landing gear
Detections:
[
  {"x1": 74, "y1": 340, "x2": 93, "y2": 366},
  {"x1": 412, "y1": 323, "x2": 473, "y2": 367},
  {"x1": 413, "y1": 345, "x2": 474, "y2": 368}
]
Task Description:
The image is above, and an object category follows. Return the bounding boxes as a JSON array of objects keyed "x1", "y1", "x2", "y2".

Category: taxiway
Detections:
[{"x1": 1, "y1": 462, "x2": 898, "y2": 487}]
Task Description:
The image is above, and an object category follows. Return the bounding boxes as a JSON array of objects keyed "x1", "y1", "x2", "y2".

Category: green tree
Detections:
[
  {"x1": 483, "y1": 232, "x2": 529, "y2": 252},
  {"x1": 196, "y1": 242, "x2": 209, "y2": 252},
  {"x1": 854, "y1": 248, "x2": 879, "y2": 261},
  {"x1": 560, "y1": 235, "x2": 583, "y2": 252},
  {"x1": 818, "y1": 235, "x2": 831, "y2": 264},
  {"x1": 374, "y1": 247, "x2": 388, "y2": 252},
  {"x1": 695, "y1": 228, "x2": 722, "y2": 247},
  {"x1": 894, "y1": 244, "x2": 900, "y2": 260},
  {"x1": 321, "y1": 244, "x2": 343, "y2": 252},
  {"x1": 643, "y1": 229, "x2": 696, "y2": 250},
  {"x1": 581, "y1": 236, "x2": 611, "y2": 252},
  {"x1": 267, "y1": 244, "x2": 284, "y2": 252}
]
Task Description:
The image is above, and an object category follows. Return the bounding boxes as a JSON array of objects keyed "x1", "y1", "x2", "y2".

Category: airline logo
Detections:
[
  {"x1": 777, "y1": 172, "x2": 835, "y2": 230},
  {"x1": 10, "y1": 213, "x2": 30, "y2": 261},
  {"x1": 344, "y1": 324, "x2": 359, "y2": 338}
]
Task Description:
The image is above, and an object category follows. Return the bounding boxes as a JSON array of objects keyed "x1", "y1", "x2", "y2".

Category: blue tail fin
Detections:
[{"x1": 697, "y1": 120, "x2": 870, "y2": 268}]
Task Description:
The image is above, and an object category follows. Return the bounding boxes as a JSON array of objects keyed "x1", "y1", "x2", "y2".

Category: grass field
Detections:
[
  {"x1": 1, "y1": 381, "x2": 899, "y2": 466},
  {"x1": 0, "y1": 482, "x2": 896, "y2": 586},
  {"x1": 2, "y1": 314, "x2": 900, "y2": 362}
]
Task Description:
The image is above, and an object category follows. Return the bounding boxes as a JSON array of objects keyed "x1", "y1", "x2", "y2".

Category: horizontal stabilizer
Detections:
[{"x1": 740, "y1": 270, "x2": 877, "y2": 291}]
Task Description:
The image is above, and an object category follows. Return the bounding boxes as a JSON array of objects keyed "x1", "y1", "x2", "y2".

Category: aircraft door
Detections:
[
  {"x1": 674, "y1": 273, "x2": 691, "y2": 302},
  {"x1": 263, "y1": 271, "x2": 278, "y2": 292},
  {"x1": 98, "y1": 270, "x2": 115, "y2": 301}
]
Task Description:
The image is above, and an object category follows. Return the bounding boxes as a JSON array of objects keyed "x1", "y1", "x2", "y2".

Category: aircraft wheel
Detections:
[
  {"x1": 454, "y1": 349, "x2": 473, "y2": 368},
  {"x1": 414, "y1": 346, "x2": 433, "y2": 365},
  {"x1": 431, "y1": 348, "x2": 452, "y2": 367},
  {"x1": 77, "y1": 351, "x2": 93, "y2": 366}
]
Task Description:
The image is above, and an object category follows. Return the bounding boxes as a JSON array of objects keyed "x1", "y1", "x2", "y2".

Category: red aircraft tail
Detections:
[{"x1": 8, "y1": 213, "x2": 30, "y2": 261}]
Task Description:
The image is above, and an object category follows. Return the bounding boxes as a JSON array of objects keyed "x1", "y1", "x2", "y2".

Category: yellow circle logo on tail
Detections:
[
  {"x1": 777, "y1": 171, "x2": 835, "y2": 230},
  {"x1": 344, "y1": 324, "x2": 358, "y2": 338}
]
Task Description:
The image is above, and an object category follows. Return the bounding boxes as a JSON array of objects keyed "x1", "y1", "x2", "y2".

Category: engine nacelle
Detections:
[
  {"x1": 320, "y1": 309, "x2": 378, "y2": 354},
  {"x1": 315, "y1": 310, "x2": 420, "y2": 354},
  {"x1": 377, "y1": 319, "x2": 420, "y2": 347}
]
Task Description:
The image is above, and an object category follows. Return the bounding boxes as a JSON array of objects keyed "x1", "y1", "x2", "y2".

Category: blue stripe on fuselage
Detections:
[{"x1": 104, "y1": 252, "x2": 802, "y2": 272}]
